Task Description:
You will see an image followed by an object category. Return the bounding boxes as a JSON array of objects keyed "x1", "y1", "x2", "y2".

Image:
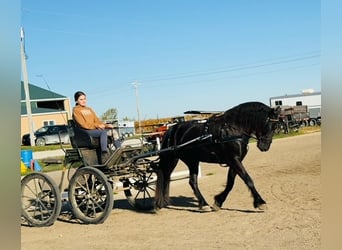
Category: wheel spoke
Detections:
[
  {"x1": 68, "y1": 167, "x2": 113, "y2": 224},
  {"x1": 21, "y1": 173, "x2": 61, "y2": 227},
  {"x1": 123, "y1": 163, "x2": 156, "y2": 210}
]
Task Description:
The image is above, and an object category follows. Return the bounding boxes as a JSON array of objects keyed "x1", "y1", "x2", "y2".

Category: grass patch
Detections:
[
  {"x1": 21, "y1": 144, "x2": 72, "y2": 152},
  {"x1": 273, "y1": 125, "x2": 321, "y2": 140},
  {"x1": 21, "y1": 158, "x2": 82, "y2": 176}
]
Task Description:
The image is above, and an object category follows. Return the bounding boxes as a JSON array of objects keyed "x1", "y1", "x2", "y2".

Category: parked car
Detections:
[{"x1": 22, "y1": 125, "x2": 70, "y2": 146}]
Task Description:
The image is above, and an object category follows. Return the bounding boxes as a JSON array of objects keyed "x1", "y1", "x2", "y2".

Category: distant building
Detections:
[
  {"x1": 269, "y1": 90, "x2": 321, "y2": 118},
  {"x1": 21, "y1": 82, "x2": 72, "y2": 138},
  {"x1": 104, "y1": 119, "x2": 135, "y2": 137},
  {"x1": 118, "y1": 121, "x2": 135, "y2": 137}
]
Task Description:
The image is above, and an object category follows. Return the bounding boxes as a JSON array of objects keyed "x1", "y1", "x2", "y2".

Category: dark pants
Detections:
[
  {"x1": 113, "y1": 139, "x2": 122, "y2": 149},
  {"x1": 84, "y1": 129, "x2": 108, "y2": 152}
]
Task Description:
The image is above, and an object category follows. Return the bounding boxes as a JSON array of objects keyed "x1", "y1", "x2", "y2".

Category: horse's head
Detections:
[{"x1": 256, "y1": 106, "x2": 281, "y2": 152}]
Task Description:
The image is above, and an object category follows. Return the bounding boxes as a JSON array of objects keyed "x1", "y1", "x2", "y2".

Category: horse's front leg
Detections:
[
  {"x1": 232, "y1": 158, "x2": 267, "y2": 210},
  {"x1": 189, "y1": 170, "x2": 211, "y2": 212},
  {"x1": 212, "y1": 167, "x2": 237, "y2": 211}
]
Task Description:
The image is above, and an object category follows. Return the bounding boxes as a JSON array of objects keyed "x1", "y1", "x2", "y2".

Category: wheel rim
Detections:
[
  {"x1": 123, "y1": 165, "x2": 156, "y2": 210},
  {"x1": 68, "y1": 167, "x2": 113, "y2": 224},
  {"x1": 36, "y1": 138, "x2": 45, "y2": 146},
  {"x1": 21, "y1": 173, "x2": 61, "y2": 227}
]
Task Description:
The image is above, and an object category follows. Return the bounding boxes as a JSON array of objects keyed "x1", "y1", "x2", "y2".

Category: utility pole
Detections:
[
  {"x1": 20, "y1": 27, "x2": 35, "y2": 146},
  {"x1": 132, "y1": 81, "x2": 142, "y2": 136}
]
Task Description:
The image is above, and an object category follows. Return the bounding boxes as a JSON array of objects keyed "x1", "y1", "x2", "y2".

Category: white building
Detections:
[
  {"x1": 269, "y1": 90, "x2": 321, "y2": 118},
  {"x1": 118, "y1": 121, "x2": 135, "y2": 137},
  {"x1": 104, "y1": 119, "x2": 135, "y2": 137}
]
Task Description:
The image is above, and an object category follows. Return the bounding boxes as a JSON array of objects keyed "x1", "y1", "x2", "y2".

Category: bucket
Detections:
[
  {"x1": 20, "y1": 161, "x2": 28, "y2": 174},
  {"x1": 21, "y1": 150, "x2": 33, "y2": 168}
]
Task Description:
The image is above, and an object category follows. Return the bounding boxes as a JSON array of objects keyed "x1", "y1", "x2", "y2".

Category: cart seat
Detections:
[{"x1": 67, "y1": 119, "x2": 99, "y2": 149}]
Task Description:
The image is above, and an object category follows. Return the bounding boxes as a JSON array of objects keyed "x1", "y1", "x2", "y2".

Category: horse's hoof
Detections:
[
  {"x1": 199, "y1": 205, "x2": 212, "y2": 212},
  {"x1": 257, "y1": 203, "x2": 268, "y2": 211},
  {"x1": 211, "y1": 202, "x2": 221, "y2": 212}
]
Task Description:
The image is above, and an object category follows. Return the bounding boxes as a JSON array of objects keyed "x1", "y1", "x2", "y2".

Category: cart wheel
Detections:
[
  {"x1": 21, "y1": 172, "x2": 62, "y2": 227},
  {"x1": 123, "y1": 161, "x2": 157, "y2": 210},
  {"x1": 68, "y1": 167, "x2": 113, "y2": 224}
]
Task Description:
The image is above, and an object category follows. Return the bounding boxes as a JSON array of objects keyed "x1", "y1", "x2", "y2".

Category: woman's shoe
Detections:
[{"x1": 101, "y1": 152, "x2": 110, "y2": 164}]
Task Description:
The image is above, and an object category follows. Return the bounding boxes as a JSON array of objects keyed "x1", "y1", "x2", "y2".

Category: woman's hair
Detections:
[{"x1": 74, "y1": 91, "x2": 86, "y2": 102}]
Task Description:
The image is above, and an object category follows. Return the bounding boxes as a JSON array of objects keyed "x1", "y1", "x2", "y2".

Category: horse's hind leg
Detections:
[
  {"x1": 212, "y1": 167, "x2": 237, "y2": 211},
  {"x1": 186, "y1": 161, "x2": 211, "y2": 211}
]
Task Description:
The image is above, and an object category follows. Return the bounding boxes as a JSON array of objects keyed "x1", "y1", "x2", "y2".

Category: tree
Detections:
[
  {"x1": 101, "y1": 108, "x2": 118, "y2": 121},
  {"x1": 122, "y1": 116, "x2": 135, "y2": 121}
]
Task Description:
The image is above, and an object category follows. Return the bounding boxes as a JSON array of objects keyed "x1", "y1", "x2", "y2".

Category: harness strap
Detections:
[{"x1": 214, "y1": 135, "x2": 250, "y2": 144}]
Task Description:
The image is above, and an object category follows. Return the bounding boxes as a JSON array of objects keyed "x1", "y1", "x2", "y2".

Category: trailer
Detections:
[
  {"x1": 270, "y1": 90, "x2": 321, "y2": 133},
  {"x1": 270, "y1": 90, "x2": 321, "y2": 118}
]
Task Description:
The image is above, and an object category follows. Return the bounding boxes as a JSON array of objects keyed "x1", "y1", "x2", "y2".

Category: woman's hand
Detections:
[
  {"x1": 105, "y1": 123, "x2": 114, "y2": 129},
  {"x1": 97, "y1": 124, "x2": 106, "y2": 129}
]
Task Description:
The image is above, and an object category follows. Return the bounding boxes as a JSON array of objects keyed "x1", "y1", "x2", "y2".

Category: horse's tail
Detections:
[
  {"x1": 154, "y1": 124, "x2": 180, "y2": 209},
  {"x1": 154, "y1": 157, "x2": 179, "y2": 209},
  {"x1": 154, "y1": 167, "x2": 165, "y2": 209}
]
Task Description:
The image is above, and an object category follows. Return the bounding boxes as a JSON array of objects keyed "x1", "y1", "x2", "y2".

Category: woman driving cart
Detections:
[{"x1": 72, "y1": 90, "x2": 121, "y2": 163}]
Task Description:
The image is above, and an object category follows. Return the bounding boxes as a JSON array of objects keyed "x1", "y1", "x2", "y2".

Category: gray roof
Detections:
[{"x1": 269, "y1": 91, "x2": 321, "y2": 100}]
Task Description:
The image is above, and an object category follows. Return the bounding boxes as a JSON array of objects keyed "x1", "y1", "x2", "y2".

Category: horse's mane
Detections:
[{"x1": 208, "y1": 102, "x2": 270, "y2": 134}]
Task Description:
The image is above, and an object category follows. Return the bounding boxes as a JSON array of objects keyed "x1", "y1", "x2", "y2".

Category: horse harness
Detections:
[
  {"x1": 170, "y1": 115, "x2": 278, "y2": 167},
  {"x1": 203, "y1": 116, "x2": 277, "y2": 167}
]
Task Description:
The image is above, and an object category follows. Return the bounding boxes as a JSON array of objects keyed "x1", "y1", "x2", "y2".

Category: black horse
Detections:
[{"x1": 154, "y1": 101, "x2": 281, "y2": 211}]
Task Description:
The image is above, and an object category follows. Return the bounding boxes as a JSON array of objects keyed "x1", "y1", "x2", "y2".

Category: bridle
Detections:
[
  {"x1": 267, "y1": 117, "x2": 280, "y2": 123},
  {"x1": 256, "y1": 117, "x2": 280, "y2": 142}
]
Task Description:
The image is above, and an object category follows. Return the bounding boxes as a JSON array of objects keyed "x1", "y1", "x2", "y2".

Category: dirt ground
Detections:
[{"x1": 21, "y1": 132, "x2": 321, "y2": 250}]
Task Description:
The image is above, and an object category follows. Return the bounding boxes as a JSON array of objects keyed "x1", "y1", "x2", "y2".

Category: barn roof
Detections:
[
  {"x1": 21, "y1": 82, "x2": 68, "y2": 115},
  {"x1": 21, "y1": 81, "x2": 66, "y2": 100}
]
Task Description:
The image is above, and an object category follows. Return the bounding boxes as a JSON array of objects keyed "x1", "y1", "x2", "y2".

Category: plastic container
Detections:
[
  {"x1": 21, "y1": 150, "x2": 33, "y2": 168},
  {"x1": 20, "y1": 161, "x2": 28, "y2": 174}
]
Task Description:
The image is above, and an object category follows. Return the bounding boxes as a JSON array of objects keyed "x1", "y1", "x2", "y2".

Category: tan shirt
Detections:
[{"x1": 72, "y1": 105, "x2": 104, "y2": 130}]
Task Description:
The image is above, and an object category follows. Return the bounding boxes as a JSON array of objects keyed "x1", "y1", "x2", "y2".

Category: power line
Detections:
[
  {"x1": 138, "y1": 52, "x2": 320, "y2": 83},
  {"x1": 82, "y1": 52, "x2": 320, "y2": 96},
  {"x1": 143, "y1": 62, "x2": 320, "y2": 89},
  {"x1": 36, "y1": 74, "x2": 51, "y2": 90}
]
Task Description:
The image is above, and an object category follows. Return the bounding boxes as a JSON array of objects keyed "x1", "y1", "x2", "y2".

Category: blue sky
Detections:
[{"x1": 21, "y1": 0, "x2": 320, "y2": 120}]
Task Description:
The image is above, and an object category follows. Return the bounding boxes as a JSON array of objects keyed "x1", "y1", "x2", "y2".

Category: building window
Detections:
[
  {"x1": 296, "y1": 101, "x2": 302, "y2": 106},
  {"x1": 275, "y1": 100, "x2": 282, "y2": 106},
  {"x1": 43, "y1": 120, "x2": 55, "y2": 126}
]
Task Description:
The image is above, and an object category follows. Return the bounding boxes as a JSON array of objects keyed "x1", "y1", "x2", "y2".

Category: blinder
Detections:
[{"x1": 258, "y1": 116, "x2": 280, "y2": 142}]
